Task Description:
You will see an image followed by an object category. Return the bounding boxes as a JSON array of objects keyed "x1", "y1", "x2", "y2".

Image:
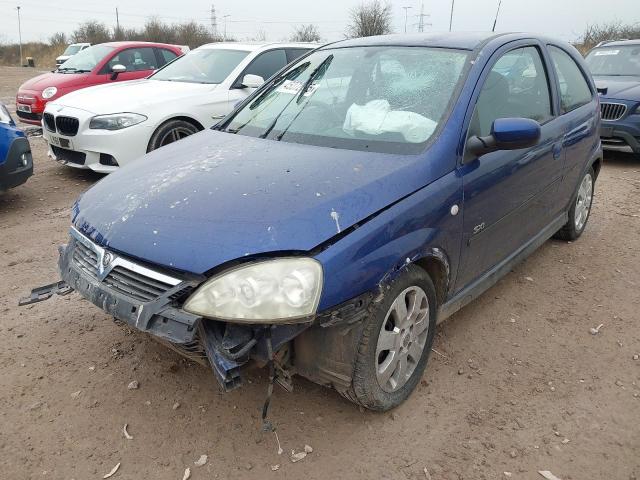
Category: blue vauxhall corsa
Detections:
[{"x1": 26, "y1": 33, "x2": 602, "y2": 411}]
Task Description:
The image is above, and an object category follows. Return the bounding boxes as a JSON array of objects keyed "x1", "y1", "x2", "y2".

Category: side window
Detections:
[
  {"x1": 157, "y1": 48, "x2": 178, "y2": 67},
  {"x1": 548, "y1": 46, "x2": 593, "y2": 113},
  {"x1": 470, "y1": 46, "x2": 552, "y2": 137},
  {"x1": 243, "y1": 49, "x2": 287, "y2": 81},
  {"x1": 285, "y1": 48, "x2": 310, "y2": 64},
  {"x1": 101, "y1": 47, "x2": 158, "y2": 73}
]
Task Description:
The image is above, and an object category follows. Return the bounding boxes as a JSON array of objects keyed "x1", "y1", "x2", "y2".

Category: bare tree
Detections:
[
  {"x1": 346, "y1": 1, "x2": 392, "y2": 38},
  {"x1": 576, "y1": 21, "x2": 640, "y2": 53},
  {"x1": 71, "y1": 21, "x2": 112, "y2": 44},
  {"x1": 49, "y1": 32, "x2": 67, "y2": 47},
  {"x1": 290, "y1": 24, "x2": 321, "y2": 42}
]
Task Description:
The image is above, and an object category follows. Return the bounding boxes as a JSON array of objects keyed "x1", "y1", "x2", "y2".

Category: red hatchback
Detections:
[{"x1": 16, "y1": 41, "x2": 186, "y2": 125}]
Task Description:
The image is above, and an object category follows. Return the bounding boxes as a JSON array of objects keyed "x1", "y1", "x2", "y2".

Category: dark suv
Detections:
[{"x1": 585, "y1": 40, "x2": 640, "y2": 156}]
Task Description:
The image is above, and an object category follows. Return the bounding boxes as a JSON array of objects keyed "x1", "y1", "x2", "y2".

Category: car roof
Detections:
[
  {"x1": 195, "y1": 41, "x2": 318, "y2": 52},
  {"x1": 98, "y1": 41, "x2": 183, "y2": 49},
  {"x1": 594, "y1": 39, "x2": 640, "y2": 47},
  {"x1": 326, "y1": 32, "x2": 506, "y2": 51}
]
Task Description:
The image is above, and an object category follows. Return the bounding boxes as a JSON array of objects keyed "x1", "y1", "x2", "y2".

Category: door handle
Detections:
[{"x1": 552, "y1": 143, "x2": 562, "y2": 160}]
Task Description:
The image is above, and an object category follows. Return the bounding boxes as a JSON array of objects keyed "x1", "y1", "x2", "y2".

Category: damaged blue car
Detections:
[{"x1": 25, "y1": 32, "x2": 602, "y2": 411}]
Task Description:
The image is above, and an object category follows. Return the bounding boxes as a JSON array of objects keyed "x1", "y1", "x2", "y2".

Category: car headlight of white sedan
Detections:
[
  {"x1": 183, "y1": 258, "x2": 323, "y2": 323},
  {"x1": 89, "y1": 113, "x2": 147, "y2": 130},
  {"x1": 42, "y1": 87, "x2": 58, "y2": 99}
]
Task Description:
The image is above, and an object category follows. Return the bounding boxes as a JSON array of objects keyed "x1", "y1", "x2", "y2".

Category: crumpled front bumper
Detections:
[
  {"x1": 58, "y1": 235, "x2": 202, "y2": 344},
  {"x1": 55, "y1": 228, "x2": 311, "y2": 391}
]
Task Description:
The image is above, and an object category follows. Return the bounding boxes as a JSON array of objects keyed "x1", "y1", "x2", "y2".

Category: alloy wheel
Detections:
[
  {"x1": 375, "y1": 286, "x2": 430, "y2": 393},
  {"x1": 574, "y1": 173, "x2": 593, "y2": 231}
]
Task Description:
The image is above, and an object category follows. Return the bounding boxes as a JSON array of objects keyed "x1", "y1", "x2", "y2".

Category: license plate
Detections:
[
  {"x1": 49, "y1": 135, "x2": 72, "y2": 149},
  {"x1": 17, "y1": 104, "x2": 31, "y2": 113},
  {"x1": 600, "y1": 126, "x2": 613, "y2": 138}
]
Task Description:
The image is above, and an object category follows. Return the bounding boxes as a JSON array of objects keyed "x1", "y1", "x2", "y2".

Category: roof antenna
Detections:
[{"x1": 492, "y1": 0, "x2": 503, "y2": 32}]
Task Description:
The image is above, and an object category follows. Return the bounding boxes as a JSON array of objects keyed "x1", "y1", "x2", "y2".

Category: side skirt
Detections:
[{"x1": 437, "y1": 212, "x2": 568, "y2": 323}]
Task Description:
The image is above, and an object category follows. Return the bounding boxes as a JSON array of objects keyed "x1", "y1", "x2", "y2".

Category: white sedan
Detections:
[{"x1": 42, "y1": 42, "x2": 314, "y2": 173}]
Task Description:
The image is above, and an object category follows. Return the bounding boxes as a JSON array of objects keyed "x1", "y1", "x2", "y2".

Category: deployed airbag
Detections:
[{"x1": 343, "y1": 99, "x2": 437, "y2": 143}]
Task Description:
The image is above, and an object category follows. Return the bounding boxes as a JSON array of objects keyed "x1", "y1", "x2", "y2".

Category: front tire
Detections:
[
  {"x1": 147, "y1": 119, "x2": 200, "y2": 152},
  {"x1": 343, "y1": 265, "x2": 437, "y2": 411},
  {"x1": 555, "y1": 167, "x2": 595, "y2": 241}
]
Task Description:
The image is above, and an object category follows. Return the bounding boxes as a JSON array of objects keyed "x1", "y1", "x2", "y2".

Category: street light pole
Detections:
[
  {"x1": 402, "y1": 6, "x2": 412, "y2": 33},
  {"x1": 449, "y1": 0, "x2": 455, "y2": 32},
  {"x1": 16, "y1": 6, "x2": 23, "y2": 67}
]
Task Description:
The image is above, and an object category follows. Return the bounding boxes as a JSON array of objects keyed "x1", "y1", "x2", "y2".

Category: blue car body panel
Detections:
[
  {"x1": 69, "y1": 32, "x2": 601, "y2": 316},
  {"x1": 0, "y1": 119, "x2": 25, "y2": 165},
  {"x1": 0, "y1": 107, "x2": 33, "y2": 191}
]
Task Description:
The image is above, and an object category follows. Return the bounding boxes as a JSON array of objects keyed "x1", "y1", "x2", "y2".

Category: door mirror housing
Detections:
[
  {"x1": 465, "y1": 117, "x2": 541, "y2": 161},
  {"x1": 241, "y1": 74, "x2": 265, "y2": 89},
  {"x1": 110, "y1": 64, "x2": 126, "y2": 80}
]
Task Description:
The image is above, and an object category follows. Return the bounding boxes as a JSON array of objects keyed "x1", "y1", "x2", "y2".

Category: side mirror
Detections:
[
  {"x1": 110, "y1": 64, "x2": 126, "y2": 80},
  {"x1": 241, "y1": 74, "x2": 265, "y2": 89},
  {"x1": 465, "y1": 117, "x2": 541, "y2": 161}
]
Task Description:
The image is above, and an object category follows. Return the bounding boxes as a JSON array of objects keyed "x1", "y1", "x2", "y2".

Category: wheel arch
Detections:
[
  {"x1": 413, "y1": 249, "x2": 451, "y2": 308},
  {"x1": 146, "y1": 116, "x2": 205, "y2": 152}
]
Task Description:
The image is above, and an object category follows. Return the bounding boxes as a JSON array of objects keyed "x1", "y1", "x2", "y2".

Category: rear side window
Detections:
[
  {"x1": 157, "y1": 48, "x2": 178, "y2": 67},
  {"x1": 243, "y1": 49, "x2": 287, "y2": 81},
  {"x1": 471, "y1": 46, "x2": 552, "y2": 137},
  {"x1": 286, "y1": 48, "x2": 311, "y2": 63},
  {"x1": 548, "y1": 46, "x2": 593, "y2": 113},
  {"x1": 101, "y1": 47, "x2": 158, "y2": 73}
]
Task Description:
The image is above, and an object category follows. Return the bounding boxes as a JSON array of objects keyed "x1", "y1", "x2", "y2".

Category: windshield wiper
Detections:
[
  {"x1": 258, "y1": 55, "x2": 333, "y2": 140},
  {"x1": 274, "y1": 55, "x2": 334, "y2": 141},
  {"x1": 295, "y1": 54, "x2": 333, "y2": 104}
]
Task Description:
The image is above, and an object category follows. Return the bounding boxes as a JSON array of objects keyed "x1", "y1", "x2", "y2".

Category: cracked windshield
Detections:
[{"x1": 223, "y1": 46, "x2": 469, "y2": 153}]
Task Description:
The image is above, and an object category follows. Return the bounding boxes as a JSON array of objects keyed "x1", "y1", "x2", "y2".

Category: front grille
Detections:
[
  {"x1": 601, "y1": 102, "x2": 627, "y2": 121},
  {"x1": 51, "y1": 145, "x2": 86, "y2": 165},
  {"x1": 16, "y1": 110, "x2": 41, "y2": 121},
  {"x1": 72, "y1": 239, "x2": 99, "y2": 276},
  {"x1": 55, "y1": 116, "x2": 79, "y2": 136},
  {"x1": 104, "y1": 266, "x2": 175, "y2": 302},
  {"x1": 70, "y1": 235, "x2": 179, "y2": 303},
  {"x1": 43, "y1": 112, "x2": 56, "y2": 132}
]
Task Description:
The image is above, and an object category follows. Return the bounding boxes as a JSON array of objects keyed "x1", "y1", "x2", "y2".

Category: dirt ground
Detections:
[{"x1": 0, "y1": 66, "x2": 638, "y2": 480}]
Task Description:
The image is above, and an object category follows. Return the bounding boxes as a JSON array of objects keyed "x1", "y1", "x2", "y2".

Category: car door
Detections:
[
  {"x1": 227, "y1": 49, "x2": 289, "y2": 107},
  {"x1": 100, "y1": 47, "x2": 159, "y2": 82},
  {"x1": 454, "y1": 42, "x2": 565, "y2": 291},
  {"x1": 547, "y1": 45, "x2": 598, "y2": 206}
]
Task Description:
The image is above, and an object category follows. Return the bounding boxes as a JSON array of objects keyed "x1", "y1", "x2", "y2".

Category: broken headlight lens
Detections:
[
  {"x1": 183, "y1": 258, "x2": 323, "y2": 323},
  {"x1": 89, "y1": 113, "x2": 147, "y2": 130}
]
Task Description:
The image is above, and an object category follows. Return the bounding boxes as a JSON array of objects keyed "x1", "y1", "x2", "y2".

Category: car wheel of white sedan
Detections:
[{"x1": 148, "y1": 119, "x2": 200, "y2": 152}]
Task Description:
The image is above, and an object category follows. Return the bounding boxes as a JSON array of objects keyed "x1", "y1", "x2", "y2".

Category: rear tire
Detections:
[
  {"x1": 147, "y1": 119, "x2": 200, "y2": 152},
  {"x1": 555, "y1": 167, "x2": 595, "y2": 241},
  {"x1": 342, "y1": 265, "x2": 437, "y2": 411}
]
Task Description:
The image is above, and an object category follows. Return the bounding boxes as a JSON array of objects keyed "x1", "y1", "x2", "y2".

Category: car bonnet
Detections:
[{"x1": 72, "y1": 129, "x2": 444, "y2": 274}]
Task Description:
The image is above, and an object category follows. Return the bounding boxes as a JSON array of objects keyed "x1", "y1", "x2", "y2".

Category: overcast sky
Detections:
[{"x1": 0, "y1": 0, "x2": 637, "y2": 45}]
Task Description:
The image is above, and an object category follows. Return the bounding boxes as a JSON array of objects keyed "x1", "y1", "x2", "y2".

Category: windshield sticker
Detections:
[
  {"x1": 594, "y1": 49, "x2": 620, "y2": 56},
  {"x1": 276, "y1": 80, "x2": 319, "y2": 96}
]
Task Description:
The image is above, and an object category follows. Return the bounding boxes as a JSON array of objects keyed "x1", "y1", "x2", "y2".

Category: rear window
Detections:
[{"x1": 548, "y1": 46, "x2": 593, "y2": 113}]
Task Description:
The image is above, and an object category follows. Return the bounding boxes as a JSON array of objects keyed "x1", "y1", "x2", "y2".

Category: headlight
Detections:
[
  {"x1": 89, "y1": 113, "x2": 147, "y2": 130},
  {"x1": 42, "y1": 87, "x2": 57, "y2": 99},
  {"x1": 0, "y1": 104, "x2": 12, "y2": 124},
  {"x1": 183, "y1": 258, "x2": 323, "y2": 323}
]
